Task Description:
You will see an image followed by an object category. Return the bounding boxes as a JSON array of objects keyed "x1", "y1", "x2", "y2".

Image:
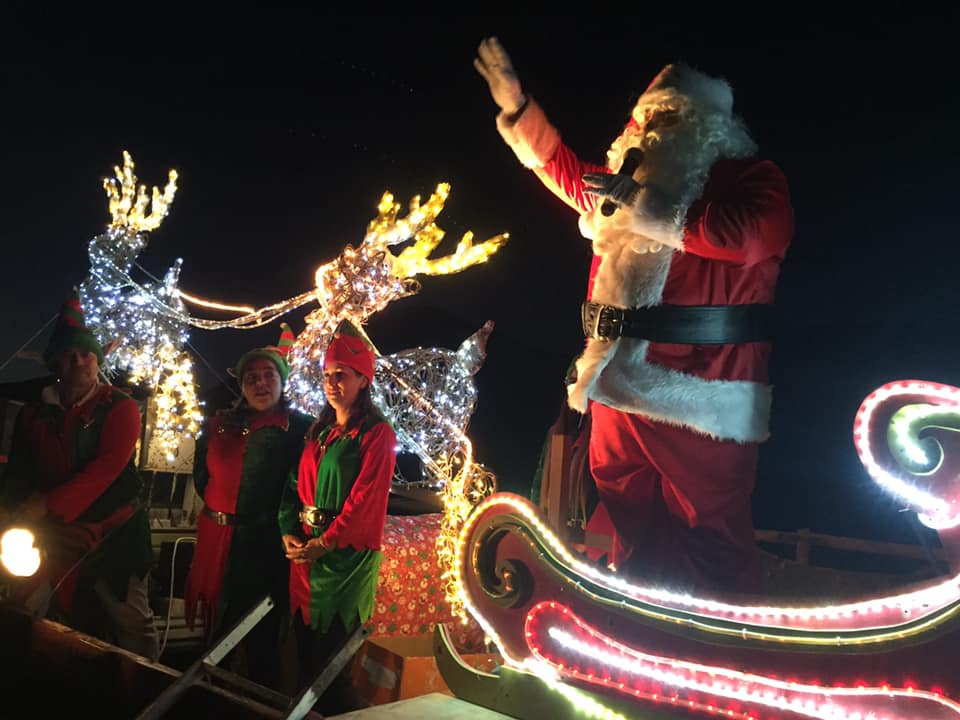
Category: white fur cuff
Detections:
[{"x1": 495, "y1": 99, "x2": 561, "y2": 169}]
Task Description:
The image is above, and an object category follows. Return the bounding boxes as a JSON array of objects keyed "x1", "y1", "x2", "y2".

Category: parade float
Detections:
[{"x1": 2, "y1": 153, "x2": 959, "y2": 719}]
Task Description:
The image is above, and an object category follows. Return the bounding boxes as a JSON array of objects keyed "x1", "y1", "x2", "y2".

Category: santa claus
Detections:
[{"x1": 475, "y1": 37, "x2": 794, "y2": 593}]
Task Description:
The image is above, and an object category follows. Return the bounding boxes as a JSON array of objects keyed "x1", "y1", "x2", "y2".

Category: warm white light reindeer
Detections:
[{"x1": 286, "y1": 183, "x2": 508, "y2": 491}]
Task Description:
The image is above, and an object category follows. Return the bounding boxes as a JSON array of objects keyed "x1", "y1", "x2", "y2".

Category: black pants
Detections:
[
  {"x1": 216, "y1": 599, "x2": 287, "y2": 691},
  {"x1": 293, "y1": 611, "x2": 368, "y2": 715}
]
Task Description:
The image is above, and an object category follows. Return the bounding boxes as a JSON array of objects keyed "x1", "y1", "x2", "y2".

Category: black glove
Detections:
[{"x1": 582, "y1": 173, "x2": 642, "y2": 212}]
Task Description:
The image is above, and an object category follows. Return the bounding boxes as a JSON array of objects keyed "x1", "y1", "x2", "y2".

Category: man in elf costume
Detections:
[
  {"x1": 184, "y1": 322, "x2": 314, "y2": 689},
  {"x1": 0, "y1": 289, "x2": 158, "y2": 657},
  {"x1": 475, "y1": 37, "x2": 794, "y2": 593}
]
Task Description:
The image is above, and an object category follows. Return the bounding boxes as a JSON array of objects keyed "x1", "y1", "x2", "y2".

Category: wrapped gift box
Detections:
[{"x1": 366, "y1": 513, "x2": 486, "y2": 652}]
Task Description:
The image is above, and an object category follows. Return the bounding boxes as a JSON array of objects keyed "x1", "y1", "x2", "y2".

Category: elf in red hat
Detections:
[
  {"x1": 0, "y1": 288, "x2": 159, "y2": 658},
  {"x1": 476, "y1": 37, "x2": 794, "y2": 594},
  {"x1": 279, "y1": 319, "x2": 395, "y2": 713},
  {"x1": 183, "y1": 322, "x2": 314, "y2": 689}
]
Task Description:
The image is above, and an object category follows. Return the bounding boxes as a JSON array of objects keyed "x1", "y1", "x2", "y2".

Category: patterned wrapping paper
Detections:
[{"x1": 365, "y1": 513, "x2": 487, "y2": 653}]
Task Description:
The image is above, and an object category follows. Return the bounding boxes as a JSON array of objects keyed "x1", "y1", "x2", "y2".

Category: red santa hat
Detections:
[
  {"x1": 324, "y1": 319, "x2": 376, "y2": 382},
  {"x1": 633, "y1": 62, "x2": 734, "y2": 122}
]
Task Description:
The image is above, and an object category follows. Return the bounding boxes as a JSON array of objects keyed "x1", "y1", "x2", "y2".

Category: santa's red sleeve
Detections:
[
  {"x1": 497, "y1": 99, "x2": 606, "y2": 215},
  {"x1": 682, "y1": 159, "x2": 794, "y2": 266}
]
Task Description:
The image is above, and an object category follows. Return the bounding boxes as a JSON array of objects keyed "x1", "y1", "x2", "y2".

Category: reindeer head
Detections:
[
  {"x1": 288, "y1": 184, "x2": 508, "y2": 460},
  {"x1": 88, "y1": 150, "x2": 178, "y2": 273},
  {"x1": 304, "y1": 183, "x2": 507, "y2": 341}
]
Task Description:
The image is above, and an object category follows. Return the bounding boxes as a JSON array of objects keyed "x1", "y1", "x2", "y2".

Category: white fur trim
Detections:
[
  {"x1": 496, "y1": 99, "x2": 560, "y2": 169},
  {"x1": 568, "y1": 336, "x2": 770, "y2": 443},
  {"x1": 625, "y1": 185, "x2": 687, "y2": 250},
  {"x1": 580, "y1": 199, "x2": 686, "y2": 255},
  {"x1": 637, "y1": 65, "x2": 734, "y2": 120},
  {"x1": 591, "y1": 236, "x2": 673, "y2": 312}
]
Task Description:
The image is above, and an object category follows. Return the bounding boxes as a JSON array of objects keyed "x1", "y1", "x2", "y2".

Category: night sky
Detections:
[{"x1": 3, "y1": 9, "x2": 959, "y2": 547}]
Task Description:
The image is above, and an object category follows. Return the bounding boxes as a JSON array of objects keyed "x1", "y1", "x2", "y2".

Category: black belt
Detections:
[
  {"x1": 582, "y1": 302, "x2": 777, "y2": 344},
  {"x1": 202, "y1": 506, "x2": 274, "y2": 526},
  {"x1": 299, "y1": 506, "x2": 338, "y2": 530}
]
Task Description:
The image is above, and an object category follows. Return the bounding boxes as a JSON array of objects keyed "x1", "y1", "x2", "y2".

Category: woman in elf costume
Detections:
[
  {"x1": 279, "y1": 319, "x2": 396, "y2": 713},
  {"x1": 183, "y1": 322, "x2": 314, "y2": 688}
]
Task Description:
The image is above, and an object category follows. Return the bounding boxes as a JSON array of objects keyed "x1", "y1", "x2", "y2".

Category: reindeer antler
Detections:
[
  {"x1": 364, "y1": 183, "x2": 449, "y2": 248},
  {"x1": 310, "y1": 183, "x2": 508, "y2": 329},
  {"x1": 392, "y1": 227, "x2": 508, "y2": 277},
  {"x1": 103, "y1": 150, "x2": 178, "y2": 233},
  {"x1": 369, "y1": 183, "x2": 508, "y2": 278}
]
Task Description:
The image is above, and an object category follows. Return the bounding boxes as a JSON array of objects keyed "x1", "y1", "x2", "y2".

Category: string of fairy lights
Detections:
[{"x1": 67, "y1": 151, "x2": 507, "y2": 608}]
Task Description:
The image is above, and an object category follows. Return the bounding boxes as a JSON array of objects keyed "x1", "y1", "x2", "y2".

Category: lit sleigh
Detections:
[{"x1": 437, "y1": 380, "x2": 960, "y2": 720}]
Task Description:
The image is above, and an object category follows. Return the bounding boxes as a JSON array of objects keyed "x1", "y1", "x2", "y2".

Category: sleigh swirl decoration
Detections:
[
  {"x1": 854, "y1": 379, "x2": 960, "y2": 530},
  {"x1": 449, "y1": 379, "x2": 960, "y2": 719}
]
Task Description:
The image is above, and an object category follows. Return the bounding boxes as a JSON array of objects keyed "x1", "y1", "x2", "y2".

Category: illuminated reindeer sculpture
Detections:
[
  {"x1": 286, "y1": 183, "x2": 507, "y2": 495},
  {"x1": 76, "y1": 151, "x2": 203, "y2": 463}
]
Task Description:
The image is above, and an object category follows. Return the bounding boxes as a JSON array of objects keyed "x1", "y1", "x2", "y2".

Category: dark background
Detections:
[{"x1": 3, "y1": 8, "x2": 958, "y2": 547}]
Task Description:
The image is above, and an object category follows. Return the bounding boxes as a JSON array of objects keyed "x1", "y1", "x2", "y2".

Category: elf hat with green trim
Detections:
[
  {"x1": 43, "y1": 289, "x2": 106, "y2": 369},
  {"x1": 230, "y1": 322, "x2": 296, "y2": 384}
]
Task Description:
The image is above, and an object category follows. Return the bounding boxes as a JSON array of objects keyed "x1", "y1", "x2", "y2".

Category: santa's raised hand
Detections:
[{"x1": 474, "y1": 37, "x2": 527, "y2": 116}]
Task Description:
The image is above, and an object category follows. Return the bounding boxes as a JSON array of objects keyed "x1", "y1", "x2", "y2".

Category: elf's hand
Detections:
[
  {"x1": 282, "y1": 534, "x2": 305, "y2": 558},
  {"x1": 474, "y1": 37, "x2": 526, "y2": 116},
  {"x1": 293, "y1": 536, "x2": 331, "y2": 565}
]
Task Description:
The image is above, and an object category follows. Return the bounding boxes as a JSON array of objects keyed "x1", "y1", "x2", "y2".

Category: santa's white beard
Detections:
[
  {"x1": 581, "y1": 104, "x2": 757, "y2": 260},
  {"x1": 579, "y1": 121, "x2": 711, "y2": 259}
]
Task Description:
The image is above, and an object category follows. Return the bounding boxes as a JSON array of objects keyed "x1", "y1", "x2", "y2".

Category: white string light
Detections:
[
  {"x1": 78, "y1": 152, "x2": 202, "y2": 464},
  {"x1": 75, "y1": 156, "x2": 507, "y2": 611}
]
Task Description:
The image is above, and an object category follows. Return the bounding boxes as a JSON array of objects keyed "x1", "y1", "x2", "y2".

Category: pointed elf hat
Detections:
[
  {"x1": 324, "y1": 319, "x2": 377, "y2": 382},
  {"x1": 230, "y1": 322, "x2": 296, "y2": 384},
  {"x1": 43, "y1": 288, "x2": 107, "y2": 368}
]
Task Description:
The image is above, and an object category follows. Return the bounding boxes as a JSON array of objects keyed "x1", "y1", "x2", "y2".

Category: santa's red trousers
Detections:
[{"x1": 588, "y1": 402, "x2": 763, "y2": 594}]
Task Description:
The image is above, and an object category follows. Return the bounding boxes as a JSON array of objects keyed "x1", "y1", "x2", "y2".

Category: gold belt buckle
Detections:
[
  {"x1": 300, "y1": 507, "x2": 335, "y2": 528},
  {"x1": 581, "y1": 302, "x2": 623, "y2": 341},
  {"x1": 205, "y1": 508, "x2": 232, "y2": 526}
]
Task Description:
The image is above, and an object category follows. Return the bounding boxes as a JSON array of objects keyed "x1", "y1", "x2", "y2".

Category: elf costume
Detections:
[
  {"x1": 0, "y1": 290, "x2": 155, "y2": 652},
  {"x1": 183, "y1": 322, "x2": 314, "y2": 676},
  {"x1": 278, "y1": 321, "x2": 396, "y2": 634}
]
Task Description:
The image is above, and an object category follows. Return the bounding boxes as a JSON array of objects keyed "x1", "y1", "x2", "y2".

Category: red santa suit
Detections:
[{"x1": 496, "y1": 64, "x2": 794, "y2": 592}]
